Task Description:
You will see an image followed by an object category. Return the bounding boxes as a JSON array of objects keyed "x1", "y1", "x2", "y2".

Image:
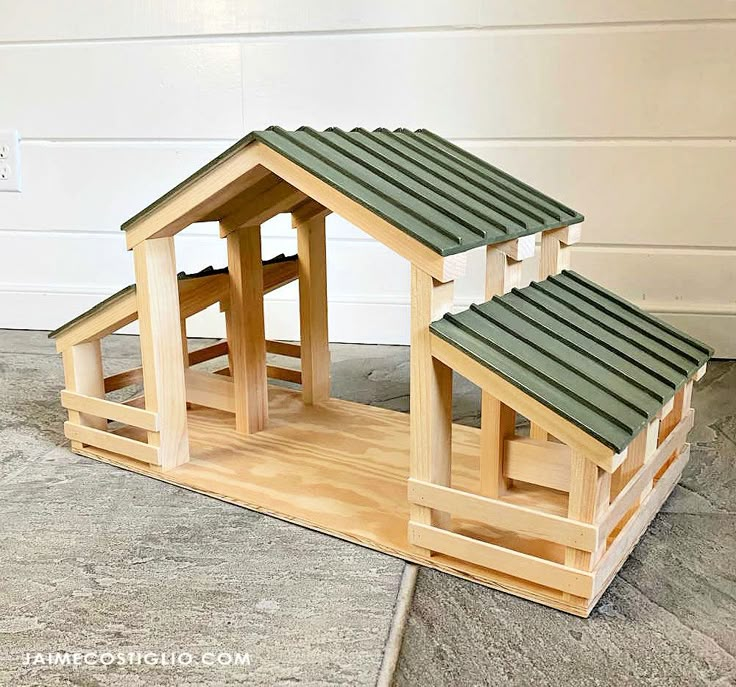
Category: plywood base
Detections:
[{"x1": 73, "y1": 386, "x2": 680, "y2": 617}]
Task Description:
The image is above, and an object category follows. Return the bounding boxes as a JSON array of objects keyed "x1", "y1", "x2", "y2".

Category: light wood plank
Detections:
[
  {"x1": 594, "y1": 445, "x2": 690, "y2": 597},
  {"x1": 600, "y1": 410, "x2": 694, "y2": 540},
  {"x1": 220, "y1": 180, "x2": 305, "y2": 235},
  {"x1": 540, "y1": 226, "x2": 580, "y2": 280},
  {"x1": 61, "y1": 390, "x2": 159, "y2": 431},
  {"x1": 226, "y1": 225, "x2": 268, "y2": 433},
  {"x1": 480, "y1": 397, "x2": 515, "y2": 498},
  {"x1": 267, "y1": 365, "x2": 302, "y2": 385},
  {"x1": 188, "y1": 340, "x2": 229, "y2": 366},
  {"x1": 185, "y1": 368, "x2": 235, "y2": 413},
  {"x1": 64, "y1": 421, "x2": 159, "y2": 465},
  {"x1": 133, "y1": 237, "x2": 190, "y2": 470},
  {"x1": 409, "y1": 523, "x2": 594, "y2": 598},
  {"x1": 408, "y1": 479, "x2": 598, "y2": 551},
  {"x1": 61, "y1": 340, "x2": 107, "y2": 438},
  {"x1": 104, "y1": 365, "x2": 143, "y2": 392},
  {"x1": 295, "y1": 212, "x2": 330, "y2": 404},
  {"x1": 504, "y1": 436, "x2": 572, "y2": 492},
  {"x1": 266, "y1": 340, "x2": 301, "y2": 358}
]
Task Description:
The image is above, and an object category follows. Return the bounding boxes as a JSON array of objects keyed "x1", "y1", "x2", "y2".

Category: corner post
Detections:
[
  {"x1": 133, "y1": 237, "x2": 190, "y2": 470},
  {"x1": 226, "y1": 224, "x2": 268, "y2": 433},
  {"x1": 480, "y1": 237, "x2": 534, "y2": 494},
  {"x1": 294, "y1": 211, "x2": 330, "y2": 404},
  {"x1": 62, "y1": 339, "x2": 106, "y2": 450},
  {"x1": 409, "y1": 266, "x2": 454, "y2": 549}
]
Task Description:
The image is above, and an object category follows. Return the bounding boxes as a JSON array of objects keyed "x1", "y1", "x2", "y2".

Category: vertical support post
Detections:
[
  {"x1": 565, "y1": 453, "x2": 611, "y2": 572},
  {"x1": 294, "y1": 212, "x2": 330, "y2": 404},
  {"x1": 134, "y1": 237, "x2": 189, "y2": 470},
  {"x1": 180, "y1": 318, "x2": 189, "y2": 367},
  {"x1": 655, "y1": 383, "x2": 690, "y2": 480},
  {"x1": 410, "y1": 266, "x2": 454, "y2": 550},
  {"x1": 480, "y1": 238, "x2": 532, "y2": 488},
  {"x1": 62, "y1": 340, "x2": 106, "y2": 449},
  {"x1": 226, "y1": 225, "x2": 268, "y2": 434},
  {"x1": 540, "y1": 226, "x2": 581, "y2": 280}
]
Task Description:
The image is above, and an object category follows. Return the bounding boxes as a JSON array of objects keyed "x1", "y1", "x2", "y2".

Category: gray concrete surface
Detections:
[
  {"x1": 1, "y1": 330, "x2": 734, "y2": 686},
  {"x1": 0, "y1": 331, "x2": 404, "y2": 686}
]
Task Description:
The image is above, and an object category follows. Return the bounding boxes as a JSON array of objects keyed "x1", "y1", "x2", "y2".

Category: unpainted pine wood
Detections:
[
  {"x1": 292, "y1": 197, "x2": 331, "y2": 224},
  {"x1": 594, "y1": 445, "x2": 690, "y2": 598},
  {"x1": 408, "y1": 479, "x2": 597, "y2": 550},
  {"x1": 266, "y1": 340, "x2": 301, "y2": 358},
  {"x1": 226, "y1": 225, "x2": 268, "y2": 433},
  {"x1": 540, "y1": 225, "x2": 582, "y2": 280},
  {"x1": 181, "y1": 318, "x2": 189, "y2": 368},
  {"x1": 655, "y1": 384, "x2": 687, "y2": 480},
  {"x1": 133, "y1": 237, "x2": 189, "y2": 470},
  {"x1": 600, "y1": 410, "x2": 694, "y2": 540},
  {"x1": 104, "y1": 365, "x2": 143, "y2": 392},
  {"x1": 267, "y1": 365, "x2": 302, "y2": 385},
  {"x1": 61, "y1": 390, "x2": 158, "y2": 432},
  {"x1": 410, "y1": 266, "x2": 454, "y2": 543},
  {"x1": 565, "y1": 453, "x2": 611, "y2": 573},
  {"x1": 504, "y1": 436, "x2": 572, "y2": 492},
  {"x1": 482, "y1": 242, "x2": 529, "y2": 485},
  {"x1": 185, "y1": 368, "x2": 235, "y2": 413},
  {"x1": 219, "y1": 180, "x2": 305, "y2": 236},
  {"x1": 295, "y1": 212, "x2": 330, "y2": 404},
  {"x1": 65, "y1": 421, "x2": 159, "y2": 465},
  {"x1": 188, "y1": 340, "x2": 229, "y2": 367},
  {"x1": 62, "y1": 339, "x2": 107, "y2": 449},
  {"x1": 480, "y1": 397, "x2": 515, "y2": 498}
]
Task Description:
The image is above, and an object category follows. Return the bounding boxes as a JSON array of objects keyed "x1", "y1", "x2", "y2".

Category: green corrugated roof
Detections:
[
  {"x1": 430, "y1": 270, "x2": 712, "y2": 452},
  {"x1": 122, "y1": 127, "x2": 583, "y2": 256}
]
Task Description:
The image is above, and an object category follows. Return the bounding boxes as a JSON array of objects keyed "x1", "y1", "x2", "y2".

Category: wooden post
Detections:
[
  {"x1": 294, "y1": 212, "x2": 330, "y2": 404},
  {"x1": 539, "y1": 225, "x2": 581, "y2": 280},
  {"x1": 480, "y1": 237, "x2": 533, "y2": 493},
  {"x1": 62, "y1": 339, "x2": 106, "y2": 449},
  {"x1": 133, "y1": 237, "x2": 189, "y2": 470},
  {"x1": 410, "y1": 266, "x2": 454, "y2": 548},
  {"x1": 566, "y1": 453, "x2": 611, "y2": 572},
  {"x1": 180, "y1": 318, "x2": 189, "y2": 368},
  {"x1": 226, "y1": 225, "x2": 268, "y2": 433}
]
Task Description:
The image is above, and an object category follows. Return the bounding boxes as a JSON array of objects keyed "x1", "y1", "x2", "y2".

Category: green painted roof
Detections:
[
  {"x1": 122, "y1": 127, "x2": 583, "y2": 256},
  {"x1": 430, "y1": 270, "x2": 712, "y2": 452}
]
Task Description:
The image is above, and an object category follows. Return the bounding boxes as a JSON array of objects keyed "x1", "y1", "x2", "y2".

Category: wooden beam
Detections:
[
  {"x1": 185, "y1": 368, "x2": 235, "y2": 413},
  {"x1": 480, "y1": 397, "x2": 515, "y2": 497},
  {"x1": 409, "y1": 523, "x2": 594, "y2": 598},
  {"x1": 219, "y1": 180, "x2": 305, "y2": 237},
  {"x1": 600, "y1": 410, "x2": 693, "y2": 541},
  {"x1": 410, "y1": 267, "x2": 454, "y2": 544},
  {"x1": 188, "y1": 340, "x2": 229, "y2": 367},
  {"x1": 430, "y1": 333, "x2": 621, "y2": 471},
  {"x1": 295, "y1": 212, "x2": 330, "y2": 404},
  {"x1": 540, "y1": 225, "x2": 581, "y2": 280},
  {"x1": 64, "y1": 421, "x2": 159, "y2": 465},
  {"x1": 266, "y1": 340, "x2": 301, "y2": 358},
  {"x1": 104, "y1": 365, "x2": 143, "y2": 393},
  {"x1": 62, "y1": 340, "x2": 107, "y2": 449},
  {"x1": 292, "y1": 197, "x2": 331, "y2": 224},
  {"x1": 133, "y1": 237, "x2": 190, "y2": 471},
  {"x1": 504, "y1": 436, "x2": 572, "y2": 492},
  {"x1": 267, "y1": 365, "x2": 302, "y2": 384},
  {"x1": 408, "y1": 479, "x2": 598, "y2": 551},
  {"x1": 124, "y1": 151, "x2": 270, "y2": 248},
  {"x1": 61, "y1": 390, "x2": 159, "y2": 431},
  {"x1": 226, "y1": 225, "x2": 268, "y2": 433}
]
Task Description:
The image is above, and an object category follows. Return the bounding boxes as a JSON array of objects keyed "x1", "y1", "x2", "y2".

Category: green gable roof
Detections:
[
  {"x1": 430, "y1": 270, "x2": 712, "y2": 452},
  {"x1": 122, "y1": 127, "x2": 583, "y2": 256}
]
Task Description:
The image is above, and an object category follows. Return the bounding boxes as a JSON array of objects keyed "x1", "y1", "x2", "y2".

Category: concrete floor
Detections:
[{"x1": 1, "y1": 330, "x2": 734, "y2": 686}]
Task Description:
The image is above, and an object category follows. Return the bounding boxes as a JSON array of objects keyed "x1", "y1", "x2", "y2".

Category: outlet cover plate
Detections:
[{"x1": 0, "y1": 130, "x2": 21, "y2": 192}]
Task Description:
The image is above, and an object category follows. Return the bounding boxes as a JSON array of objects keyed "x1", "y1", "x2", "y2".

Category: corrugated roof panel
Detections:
[
  {"x1": 122, "y1": 127, "x2": 583, "y2": 256},
  {"x1": 430, "y1": 270, "x2": 712, "y2": 452}
]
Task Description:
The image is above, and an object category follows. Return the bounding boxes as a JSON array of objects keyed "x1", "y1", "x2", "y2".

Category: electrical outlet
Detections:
[{"x1": 0, "y1": 130, "x2": 21, "y2": 192}]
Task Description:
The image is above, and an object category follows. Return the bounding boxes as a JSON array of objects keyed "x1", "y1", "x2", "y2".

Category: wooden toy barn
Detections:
[{"x1": 50, "y1": 127, "x2": 712, "y2": 616}]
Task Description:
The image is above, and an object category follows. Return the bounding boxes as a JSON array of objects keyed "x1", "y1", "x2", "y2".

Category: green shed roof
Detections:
[
  {"x1": 430, "y1": 270, "x2": 712, "y2": 452},
  {"x1": 122, "y1": 127, "x2": 583, "y2": 256}
]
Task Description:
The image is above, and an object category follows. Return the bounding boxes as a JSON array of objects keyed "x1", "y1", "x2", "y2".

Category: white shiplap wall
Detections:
[{"x1": 1, "y1": 1, "x2": 734, "y2": 355}]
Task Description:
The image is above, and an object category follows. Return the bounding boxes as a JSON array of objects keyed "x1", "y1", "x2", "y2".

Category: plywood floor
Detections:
[{"x1": 77, "y1": 385, "x2": 596, "y2": 616}]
